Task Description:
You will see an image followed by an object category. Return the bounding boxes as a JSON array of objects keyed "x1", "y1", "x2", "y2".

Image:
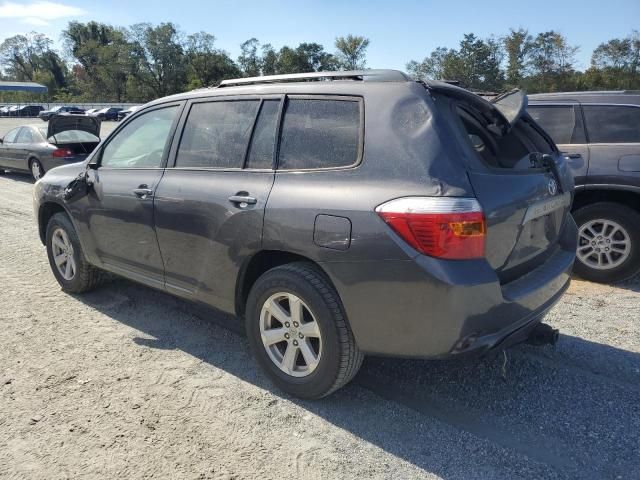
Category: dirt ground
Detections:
[{"x1": 0, "y1": 118, "x2": 639, "y2": 479}]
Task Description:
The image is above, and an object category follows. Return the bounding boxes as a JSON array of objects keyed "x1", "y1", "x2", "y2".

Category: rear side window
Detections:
[
  {"x1": 245, "y1": 100, "x2": 279, "y2": 169},
  {"x1": 583, "y1": 105, "x2": 640, "y2": 143},
  {"x1": 528, "y1": 105, "x2": 586, "y2": 145},
  {"x1": 177, "y1": 100, "x2": 259, "y2": 169},
  {"x1": 278, "y1": 98, "x2": 361, "y2": 170},
  {"x1": 16, "y1": 128, "x2": 35, "y2": 143}
]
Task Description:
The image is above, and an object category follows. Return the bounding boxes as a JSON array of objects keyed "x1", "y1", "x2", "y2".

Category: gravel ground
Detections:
[{"x1": 0, "y1": 118, "x2": 639, "y2": 479}]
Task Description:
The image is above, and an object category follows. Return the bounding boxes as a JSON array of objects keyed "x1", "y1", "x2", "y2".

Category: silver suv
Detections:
[{"x1": 529, "y1": 92, "x2": 640, "y2": 283}]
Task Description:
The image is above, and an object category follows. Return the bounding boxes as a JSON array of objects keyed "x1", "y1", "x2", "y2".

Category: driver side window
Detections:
[{"x1": 101, "y1": 106, "x2": 179, "y2": 168}]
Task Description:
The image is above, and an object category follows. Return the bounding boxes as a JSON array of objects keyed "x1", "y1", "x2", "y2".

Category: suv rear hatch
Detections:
[{"x1": 425, "y1": 81, "x2": 574, "y2": 282}]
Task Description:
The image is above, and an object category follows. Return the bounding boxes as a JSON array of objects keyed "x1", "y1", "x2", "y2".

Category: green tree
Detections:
[
  {"x1": 407, "y1": 34, "x2": 504, "y2": 91},
  {"x1": 335, "y1": 35, "x2": 370, "y2": 70},
  {"x1": 503, "y1": 28, "x2": 533, "y2": 86},
  {"x1": 185, "y1": 32, "x2": 239, "y2": 88},
  {"x1": 63, "y1": 21, "x2": 135, "y2": 101},
  {"x1": 525, "y1": 31, "x2": 579, "y2": 92},
  {"x1": 238, "y1": 38, "x2": 261, "y2": 77},
  {"x1": 129, "y1": 22, "x2": 186, "y2": 98}
]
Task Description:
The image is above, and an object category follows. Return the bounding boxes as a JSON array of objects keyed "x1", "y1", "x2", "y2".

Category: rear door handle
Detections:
[
  {"x1": 133, "y1": 187, "x2": 153, "y2": 199},
  {"x1": 228, "y1": 194, "x2": 257, "y2": 206}
]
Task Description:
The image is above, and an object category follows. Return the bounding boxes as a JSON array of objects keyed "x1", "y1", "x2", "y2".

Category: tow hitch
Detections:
[{"x1": 525, "y1": 323, "x2": 559, "y2": 346}]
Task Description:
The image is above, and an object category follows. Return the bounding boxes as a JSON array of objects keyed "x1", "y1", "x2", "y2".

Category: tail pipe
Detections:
[{"x1": 525, "y1": 323, "x2": 559, "y2": 347}]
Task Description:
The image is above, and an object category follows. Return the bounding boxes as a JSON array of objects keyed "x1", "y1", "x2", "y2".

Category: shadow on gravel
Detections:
[
  {"x1": 75, "y1": 279, "x2": 640, "y2": 480},
  {"x1": 0, "y1": 171, "x2": 35, "y2": 183}
]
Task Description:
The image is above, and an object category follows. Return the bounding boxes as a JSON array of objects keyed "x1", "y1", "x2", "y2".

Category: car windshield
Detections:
[{"x1": 47, "y1": 130, "x2": 100, "y2": 144}]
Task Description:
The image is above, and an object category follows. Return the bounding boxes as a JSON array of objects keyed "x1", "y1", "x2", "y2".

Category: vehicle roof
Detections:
[
  {"x1": 529, "y1": 90, "x2": 640, "y2": 105},
  {"x1": 146, "y1": 69, "x2": 419, "y2": 106}
]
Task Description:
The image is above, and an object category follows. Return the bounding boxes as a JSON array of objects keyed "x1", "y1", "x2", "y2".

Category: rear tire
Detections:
[
  {"x1": 573, "y1": 202, "x2": 640, "y2": 283},
  {"x1": 246, "y1": 262, "x2": 363, "y2": 399},
  {"x1": 46, "y1": 213, "x2": 104, "y2": 293}
]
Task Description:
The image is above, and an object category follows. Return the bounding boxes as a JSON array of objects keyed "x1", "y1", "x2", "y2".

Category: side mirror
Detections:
[{"x1": 63, "y1": 171, "x2": 93, "y2": 202}]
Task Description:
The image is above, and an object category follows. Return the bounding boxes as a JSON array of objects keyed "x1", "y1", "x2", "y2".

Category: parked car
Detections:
[
  {"x1": 33, "y1": 70, "x2": 576, "y2": 398},
  {"x1": 0, "y1": 114, "x2": 100, "y2": 180},
  {"x1": 39, "y1": 106, "x2": 85, "y2": 121},
  {"x1": 10, "y1": 105, "x2": 45, "y2": 117},
  {"x1": 529, "y1": 91, "x2": 640, "y2": 283},
  {"x1": 92, "y1": 107, "x2": 123, "y2": 121},
  {"x1": 85, "y1": 108, "x2": 99, "y2": 115},
  {"x1": 117, "y1": 105, "x2": 142, "y2": 121},
  {"x1": 0, "y1": 106, "x2": 11, "y2": 116}
]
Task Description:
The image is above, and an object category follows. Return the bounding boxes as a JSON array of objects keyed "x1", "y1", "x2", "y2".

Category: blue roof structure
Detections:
[{"x1": 0, "y1": 81, "x2": 48, "y2": 93}]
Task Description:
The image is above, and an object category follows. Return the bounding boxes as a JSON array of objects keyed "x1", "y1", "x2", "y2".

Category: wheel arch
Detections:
[
  {"x1": 235, "y1": 250, "x2": 335, "y2": 319},
  {"x1": 573, "y1": 188, "x2": 640, "y2": 213},
  {"x1": 38, "y1": 201, "x2": 69, "y2": 245}
]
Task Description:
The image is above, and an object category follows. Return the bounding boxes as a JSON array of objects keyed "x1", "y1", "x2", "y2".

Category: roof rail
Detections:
[{"x1": 218, "y1": 69, "x2": 411, "y2": 88}]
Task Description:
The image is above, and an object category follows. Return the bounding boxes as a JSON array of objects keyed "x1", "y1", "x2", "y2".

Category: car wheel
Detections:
[
  {"x1": 246, "y1": 262, "x2": 363, "y2": 399},
  {"x1": 46, "y1": 213, "x2": 104, "y2": 293},
  {"x1": 30, "y1": 159, "x2": 44, "y2": 181},
  {"x1": 573, "y1": 202, "x2": 640, "y2": 283}
]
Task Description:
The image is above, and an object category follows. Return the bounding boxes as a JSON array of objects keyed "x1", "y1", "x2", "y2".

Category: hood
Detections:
[{"x1": 47, "y1": 113, "x2": 101, "y2": 140}]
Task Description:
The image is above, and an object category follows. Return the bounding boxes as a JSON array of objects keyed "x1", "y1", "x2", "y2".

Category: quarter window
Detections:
[
  {"x1": 177, "y1": 100, "x2": 259, "y2": 169},
  {"x1": 528, "y1": 105, "x2": 585, "y2": 145},
  {"x1": 278, "y1": 99, "x2": 361, "y2": 170},
  {"x1": 101, "y1": 106, "x2": 179, "y2": 168},
  {"x1": 583, "y1": 105, "x2": 640, "y2": 143}
]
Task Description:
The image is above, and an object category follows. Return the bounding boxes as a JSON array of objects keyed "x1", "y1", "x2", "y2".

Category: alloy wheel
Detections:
[
  {"x1": 577, "y1": 219, "x2": 631, "y2": 270},
  {"x1": 259, "y1": 292, "x2": 322, "y2": 377},
  {"x1": 31, "y1": 161, "x2": 42, "y2": 180},
  {"x1": 51, "y1": 227, "x2": 76, "y2": 280}
]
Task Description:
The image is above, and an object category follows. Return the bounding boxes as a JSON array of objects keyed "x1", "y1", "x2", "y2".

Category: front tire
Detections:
[
  {"x1": 573, "y1": 202, "x2": 640, "y2": 283},
  {"x1": 246, "y1": 262, "x2": 363, "y2": 399},
  {"x1": 46, "y1": 213, "x2": 103, "y2": 293}
]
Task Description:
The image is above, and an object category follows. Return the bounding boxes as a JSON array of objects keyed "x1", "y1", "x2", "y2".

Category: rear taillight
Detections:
[
  {"x1": 52, "y1": 148, "x2": 73, "y2": 158},
  {"x1": 375, "y1": 197, "x2": 486, "y2": 259}
]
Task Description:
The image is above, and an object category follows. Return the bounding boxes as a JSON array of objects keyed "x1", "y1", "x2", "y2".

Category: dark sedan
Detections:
[
  {"x1": 0, "y1": 114, "x2": 101, "y2": 180},
  {"x1": 92, "y1": 107, "x2": 123, "y2": 121},
  {"x1": 39, "y1": 106, "x2": 85, "y2": 122}
]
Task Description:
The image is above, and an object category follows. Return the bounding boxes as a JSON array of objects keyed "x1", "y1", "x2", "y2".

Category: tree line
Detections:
[
  {"x1": 407, "y1": 29, "x2": 640, "y2": 93},
  {"x1": 0, "y1": 22, "x2": 637, "y2": 103}
]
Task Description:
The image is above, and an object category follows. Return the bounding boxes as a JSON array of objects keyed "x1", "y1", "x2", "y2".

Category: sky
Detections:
[{"x1": 1, "y1": 0, "x2": 639, "y2": 71}]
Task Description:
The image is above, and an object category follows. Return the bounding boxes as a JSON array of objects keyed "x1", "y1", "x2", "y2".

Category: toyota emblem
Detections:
[{"x1": 548, "y1": 178, "x2": 558, "y2": 196}]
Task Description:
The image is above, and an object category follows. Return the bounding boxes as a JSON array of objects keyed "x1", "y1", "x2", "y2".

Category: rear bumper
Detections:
[{"x1": 320, "y1": 215, "x2": 577, "y2": 358}]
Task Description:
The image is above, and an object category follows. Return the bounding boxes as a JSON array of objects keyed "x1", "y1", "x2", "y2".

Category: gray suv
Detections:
[
  {"x1": 33, "y1": 70, "x2": 577, "y2": 398},
  {"x1": 529, "y1": 92, "x2": 640, "y2": 283}
]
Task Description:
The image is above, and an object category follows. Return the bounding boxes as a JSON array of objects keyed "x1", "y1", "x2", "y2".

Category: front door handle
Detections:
[
  {"x1": 133, "y1": 187, "x2": 153, "y2": 199},
  {"x1": 561, "y1": 152, "x2": 582, "y2": 159},
  {"x1": 228, "y1": 194, "x2": 257, "y2": 206}
]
